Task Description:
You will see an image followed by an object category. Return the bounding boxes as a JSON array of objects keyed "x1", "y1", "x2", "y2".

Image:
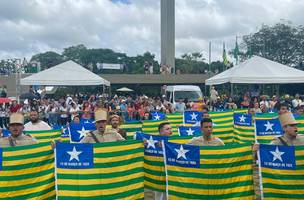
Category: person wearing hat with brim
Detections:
[
  {"x1": 80, "y1": 110, "x2": 125, "y2": 143},
  {"x1": 0, "y1": 113, "x2": 38, "y2": 147},
  {"x1": 270, "y1": 112, "x2": 304, "y2": 146},
  {"x1": 108, "y1": 114, "x2": 127, "y2": 140}
]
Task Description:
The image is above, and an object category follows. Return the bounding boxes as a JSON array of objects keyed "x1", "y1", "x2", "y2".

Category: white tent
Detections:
[
  {"x1": 21, "y1": 60, "x2": 110, "y2": 86},
  {"x1": 206, "y1": 56, "x2": 304, "y2": 85},
  {"x1": 116, "y1": 87, "x2": 134, "y2": 92}
]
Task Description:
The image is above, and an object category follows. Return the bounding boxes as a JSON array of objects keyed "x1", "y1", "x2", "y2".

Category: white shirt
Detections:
[
  {"x1": 24, "y1": 120, "x2": 52, "y2": 131},
  {"x1": 292, "y1": 99, "x2": 302, "y2": 108}
]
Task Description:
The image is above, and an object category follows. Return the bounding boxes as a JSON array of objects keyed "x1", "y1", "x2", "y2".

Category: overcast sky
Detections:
[{"x1": 0, "y1": 0, "x2": 303, "y2": 62}]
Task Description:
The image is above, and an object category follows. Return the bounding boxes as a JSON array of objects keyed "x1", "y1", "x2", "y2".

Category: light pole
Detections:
[{"x1": 13, "y1": 59, "x2": 22, "y2": 103}]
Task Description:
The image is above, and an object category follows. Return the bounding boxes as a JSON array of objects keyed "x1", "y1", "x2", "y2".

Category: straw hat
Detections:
[
  {"x1": 279, "y1": 112, "x2": 298, "y2": 127},
  {"x1": 109, "y1": 114, "x2": 120, "y2": 122},
  {"x1": 94, "y1": 110, "x2": 108, "y2": 122},
  {"x1": 9, "y1": 113, "x2": 24, "y2": 125}
]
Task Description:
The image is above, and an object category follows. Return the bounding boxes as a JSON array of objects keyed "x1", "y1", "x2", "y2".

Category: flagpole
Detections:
[
  {"x1": 162, "y1": 140, "x2": 169, "y2": 200},
  {"x1": 208, "y1": 41, "x2": 211, "y2": 110},
  {"x1": 254, "y1": 119, "x2": 264, "y2": 200},
  {"x1": 68, "y1": 126, "x2": 74, "y2": 143},
  {"x1": 54, "y1": 147, "x2": 59, "y2": 200}
]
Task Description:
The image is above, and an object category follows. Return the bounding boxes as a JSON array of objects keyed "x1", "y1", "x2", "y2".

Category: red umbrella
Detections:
[{"x1": 0, "y1": 98, "x2": 11, "y2": 104}]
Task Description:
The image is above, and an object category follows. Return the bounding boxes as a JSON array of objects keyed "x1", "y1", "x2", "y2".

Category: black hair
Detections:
[
  {"x1": 158, "y1": 122, "x2": 171, "y2": 132},
  {"x1": 200, "y1": 118, "x2": 213, "y2": 126}
]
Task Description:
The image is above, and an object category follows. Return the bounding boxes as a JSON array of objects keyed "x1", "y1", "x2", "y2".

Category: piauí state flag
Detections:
[
  {"x1": 178, "y1": 126, "x2": 201, "y2": 136},
  {"x1": 184, "y1": 111, "x2": 202, "y2": 125},
  {"x1": 233, "y1": 113, "x2": 252, "y2": 126},
  {"x1": 259, "y1": 144, "x2": 296, "y2": 170},
  {"x1": 151, "y1": 111, "x2": 166, "y2": 121},
  {"x1": 163, "y1": 141, "x2": 200, "y2": 168},
  {"x1": 134, "y1": 132, "x2": 168, "y2": 156},
  {"x1": 69, "y1": 123, "x2": 96, "y2": 143},
  {"x1": 56, "y1": 141, "x2": 94, "y2": 169},
  {"x1": 255, "y1": 119, "x2": 283, "y2": 136}
]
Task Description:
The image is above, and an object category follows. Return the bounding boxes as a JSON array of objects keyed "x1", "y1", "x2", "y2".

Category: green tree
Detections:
[
  {"x1": 177, "y1": 52, "x2": 207, "y2": 73},
  {"x1": 240, "y1": 22, "x2": 304, "y2": 67},
  {"x1": 30, "y1": 51, "x2": 63, "y2": 70}
]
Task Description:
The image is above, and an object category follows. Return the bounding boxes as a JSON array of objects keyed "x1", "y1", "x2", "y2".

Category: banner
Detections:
[
  {"x1": 0, "y1": 142, "x2": 56, "y2": 199},
  {"x1": 163, "y1": 142, "x2": 254, "y2": 199},
  {"x1": 260, "y1": 145, "x2": 304, "y2": 199},
  {"x1": 55, "y1": 140, "x2": 144, "y2": 199}
]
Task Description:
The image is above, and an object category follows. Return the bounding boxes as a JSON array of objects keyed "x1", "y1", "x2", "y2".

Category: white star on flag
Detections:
[
  {"x1": 186, "y1": 128, "x2": 195, "y2": 136},
  {"x1": 84, "y1": 120, "x2": 90, "y2": 123},
  {"x1": 270, "y1": 146, "x2": 285, "y2": 162},
  {"x1": 67, "y1": 146, "x2": 82, "y2": 162},
  {"x1": 146, "y1": 136, "x2": 158, "y2": 149},
  {"x1": 264, "y1": 121, "x2": 274, "y2": 131},
  {"x1": 239, "y1": 115, "x2": 246, "y2": 122},
  {"x1": 191, "y1": 112, "x2": 198, "y2": 120},
  {"x1": 175, "y1": 145, "x2": 189, "y2": 160},
  {"x1": 154, "y1": 114, "x2": 160, "y2": 120},
  {"x1": 77, "y1": 126, "x2": 89, "y2": 139}
]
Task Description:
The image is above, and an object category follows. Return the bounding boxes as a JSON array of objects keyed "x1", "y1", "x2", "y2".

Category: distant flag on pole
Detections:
[
  {"x1": 223, "y1": 42, "x2": 229, "y2": 68},
  {"x1": 234, "y1": 36, "x2": 240, "y2": 64}
]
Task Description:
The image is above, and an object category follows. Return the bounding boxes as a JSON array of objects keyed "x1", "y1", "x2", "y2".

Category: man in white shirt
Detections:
[
  {"x1": 24, "y1": 110, "x2": 52, "y2": 131},
  {"x1": 292, "y1": 94, "x2": 302, "y2": 109}
]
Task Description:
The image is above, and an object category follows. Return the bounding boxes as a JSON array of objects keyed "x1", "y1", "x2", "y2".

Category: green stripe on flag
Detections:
[
  {"x1": 165, "y1": 144, "x2": 254, "y2": 199},
  {"x1": 56, "y1": 140, "x2": 145, "y2": 199},
  {"x1": 25, "y1": 129, "x2": 61, "y2": 143},
  {"x1": 262, "y1": 146, "x2": 304, "y2": 199},
  {"x1": 0, "y1": 143, "x2": 56, "y2": 199}
]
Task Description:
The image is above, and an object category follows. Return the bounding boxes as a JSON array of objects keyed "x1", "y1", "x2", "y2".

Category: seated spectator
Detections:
[{"x1": 225, "y1": 97, "x2": 237, "y2": 110}]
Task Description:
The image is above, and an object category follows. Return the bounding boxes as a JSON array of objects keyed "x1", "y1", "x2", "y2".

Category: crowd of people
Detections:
[{"x1": 0, "y1": 89, "x2": 304, "y2": 129}]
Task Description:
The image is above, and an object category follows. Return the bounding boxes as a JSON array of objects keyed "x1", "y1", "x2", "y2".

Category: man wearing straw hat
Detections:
[
  {"x1": 80, "y1": 110, "x2": 125, "y2": 143},
  {"x1": 0, "y1": 113, "x2": 38, "y2": 147},
  {"x1": 271, "y1": 112, "x2": 304, "y2": 145},
  {"x1": 109, "y1": 114, "x2": 127, "y2": 140}
]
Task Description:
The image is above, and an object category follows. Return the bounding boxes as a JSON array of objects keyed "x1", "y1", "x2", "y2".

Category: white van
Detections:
[{"x1": 165, "y1": 85, "x2": 203, "y2": 107}]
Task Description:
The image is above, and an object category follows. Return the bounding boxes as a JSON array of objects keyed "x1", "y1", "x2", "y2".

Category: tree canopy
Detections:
[{"x1": 240, "y1": 22, "x2": 304, "y2": 68}]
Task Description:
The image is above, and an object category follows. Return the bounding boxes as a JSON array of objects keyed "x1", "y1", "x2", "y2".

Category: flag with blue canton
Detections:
[
  {"x1": 0, "y1": 148, "x2": 2, "y2": 170},
  {"x1": 259, "y1": 144, "x2": 296, "y2": 170},
  {"x1": 233, "y1": 113, "x2": 252, "y2": 126},
  {"x1": 53, "y1": 124, "x2": 68, "y2": 137},
  {"x1": 184, "y1": 110, "x2": 202, "y2": 125},
  {"x1": 293, "y1": 113, "x2": 301, "y2": 119},
  {"x1": 135, "y1": 132, "x2": 168, "y2": 156},
  {"x1": 69, "y1": 123, "x2": 95, "y2": 143},
  {"x1": 2, "y1": 128, "x2": 10, "y2": 137},
  {"x1": 56, "y1": 141, "x2": 94, "y2": 169},
  {"x1": 178, "y1": 126, "x2": 201, "y2": 136},
  {"x1": 163, "y1": 141, "x2": 200, "y2": 168},
  {"x1": 151, "y1": 111, "x2": 166, "y2": 121},
  {"x1": 81, "y1": 118, "x2": 94, "y2": 124},
  {"x1": 255, "y1": 119, "x2": 282, "y2": 136}
]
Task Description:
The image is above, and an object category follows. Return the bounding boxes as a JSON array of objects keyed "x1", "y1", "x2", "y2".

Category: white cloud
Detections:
[{"x1": 0, "y1": 0, "x2": 303, "y2": 62}]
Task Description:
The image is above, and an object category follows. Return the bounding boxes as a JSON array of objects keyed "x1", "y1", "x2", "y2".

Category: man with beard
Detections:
[
  {"x1": 80, "y1": 110, "x2": 125, "y2": 143},
  {"x1": 24, "y1": 109, "x2": 51, "y2": 131},
  {"x1": 0, "y1": 113, "x2": 38, "y2": 147},
  {"x1": 109, "y1": 114, "x2": 127, "y2": 140}
]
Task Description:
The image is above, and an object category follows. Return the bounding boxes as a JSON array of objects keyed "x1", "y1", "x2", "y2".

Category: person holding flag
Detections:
[
  {"x1": 271, "y1": 112, "x2": 304, "y2": 145},
  {"x1": 188, "y1": 118, "x2": 224, "y2": 146},
  {"x1": 80, "y1": 110, "x2": 125, "y2": 143},
  {"x1": 0, "y1": 113, "x2": 38, "y2": 147}
]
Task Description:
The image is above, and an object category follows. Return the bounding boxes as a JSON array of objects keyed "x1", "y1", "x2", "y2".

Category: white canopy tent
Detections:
[
  {"x1": 116, "y1": 87, "x2": 134, "y2": 92},
  {"x1": 21, "y1": 60, "x2": 110, "y2": 86},
  {"x1": 206, "y1": 56, "x2": 304, "y2": 85}
]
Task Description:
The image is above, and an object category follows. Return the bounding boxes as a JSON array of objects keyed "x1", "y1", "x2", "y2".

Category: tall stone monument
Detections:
[{"x1": 161, "y1": 0, "x2": 175, "y2": 74}]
